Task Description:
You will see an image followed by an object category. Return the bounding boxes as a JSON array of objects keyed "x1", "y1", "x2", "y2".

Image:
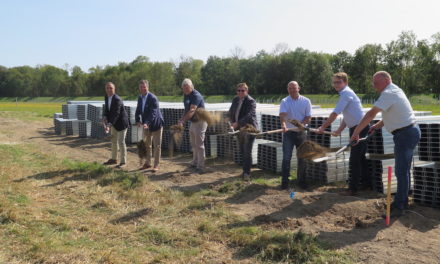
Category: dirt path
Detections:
[{"x1": 2, "y1": 117, "x2": 440, "y2": 264}]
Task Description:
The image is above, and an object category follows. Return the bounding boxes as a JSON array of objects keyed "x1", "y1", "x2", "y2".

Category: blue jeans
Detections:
[
  {"x1": 282, "y1": 131, "x2": 306, "y2": 185},
  {"x1": 393, "y1": 125, "x2": 421, "y2": 209},
  {"x1": 238, "y1": 134, "x2": 256, "y2": 174}
]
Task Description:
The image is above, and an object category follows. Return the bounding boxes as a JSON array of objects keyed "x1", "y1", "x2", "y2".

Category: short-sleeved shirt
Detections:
[
  {"x1": 184, "y1": 89, "x2": 205, "y2": 122},
  {"x1": 333, "y1": 86, "x2": 364, "y2": 128},
  {"x1": 374, "y1": 83, "x2": 415, "y2": 133},
  {"x1": 184, "y1": 89, "x2": 205, "y2": 112},
  {"x1": 279, "y1": 95, "x2": 312, "y2": 129}
]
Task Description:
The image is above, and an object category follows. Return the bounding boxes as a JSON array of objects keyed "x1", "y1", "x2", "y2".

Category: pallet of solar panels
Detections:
[
  {"x1": 53, "y1": 113, "x2": 63, "y2": 127},
  {"x1": 304, "y1": 150, "x2": 350, "y2": 186},
  {"x1": 307, "y1": 115, "x2": 351, "y2": 148},
  {"x1": 413, "y1": 162, "x2": 440, "y2": 208},
  {"x1": 160, "y1": 108, "x2": 191, "y2": 154},
  {"x1": 257, "y1": 141, "x2": 297, "y2": 173},
  {"x1": 124, "y1": 104, "x2": 143, "y2": 144},
  {"x1": 54, "y1": 118, "x2": 79, "y2": 136},
  {"x1": 87, "y1": 103, "x2": 107, "y2": 139},
  {"x1": 365, "y1": 154, "x2": 425, "y2": 194},
  {"x1": 413, "y1": 121, "x2": 440, "y2": 208},
  {"x1": 61, "y1": 104, "x2": 78, "y2": 120},
  {"x1": 418, "y1": 122, "x2": 440, "y2": 162},
  {"x1": 367, "y1": 115, "x2": 440, "y2": 156}
]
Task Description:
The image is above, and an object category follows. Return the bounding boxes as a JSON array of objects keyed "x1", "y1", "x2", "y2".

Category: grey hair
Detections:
[
  {"x1": 373, "y1": 71, "x2": 392, "y2": 81},
  {"x1": 287, "y1": 81, "x2": 299, "y2": 88},
  {"x1": 139, "y1": 79, "x2": 149, "y2": 87},
  {"x1": 181, "y1": 78, "x2": 194, "y2": 89}
]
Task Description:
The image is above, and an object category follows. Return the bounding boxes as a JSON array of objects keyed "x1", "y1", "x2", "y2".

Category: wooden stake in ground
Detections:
[{"x1": 386, "y1": 166, "x2": 392, "y2": 226}]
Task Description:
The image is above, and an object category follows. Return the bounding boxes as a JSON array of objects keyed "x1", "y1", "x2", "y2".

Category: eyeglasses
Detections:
[{"x1": 236, "y1": 90, "x2": 246, "y2": 92}]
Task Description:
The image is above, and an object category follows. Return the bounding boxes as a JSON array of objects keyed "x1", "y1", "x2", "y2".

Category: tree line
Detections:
[{"x1": 1, "y1": 31, "x2": 439, "y2": 98}]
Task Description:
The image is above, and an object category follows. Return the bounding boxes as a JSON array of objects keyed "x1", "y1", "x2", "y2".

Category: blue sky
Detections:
[{"x1": 1, "y1": 0, "x2": 439, "y2": 71}]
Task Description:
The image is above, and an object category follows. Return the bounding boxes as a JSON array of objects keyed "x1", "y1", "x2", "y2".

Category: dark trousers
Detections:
[
  {"x1": 393, "y1": 125, "x2": 420, "y2": 209},
  {"x1": 349, "y1": 125, "x2": 370, "y2": 192},
  {"x1": 238, "y1": 134, "x2": 256, "y2": 174},
  {"x1": 282, "y1": 131, "x2": 306, "y2": 185}
]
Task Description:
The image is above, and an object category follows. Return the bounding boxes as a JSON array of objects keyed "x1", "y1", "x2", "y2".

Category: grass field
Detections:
[
  {"x1": 2, "y1": 101, "x2": 439, "y2": 263},
  {"x1": 1, "y1": 95, "x2": 440, "y2": 121},
  {"x1": 0, "y1": 139, "x2": 352, "y2": 263}
]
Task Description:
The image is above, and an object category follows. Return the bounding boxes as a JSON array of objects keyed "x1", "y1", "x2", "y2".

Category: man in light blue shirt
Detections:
[
  {"x1": 317, "y1": 72, "x2": 370, "y2": 195},
  {"x1": 280, "y1": 81, "x2": 312, "y2": 190}
]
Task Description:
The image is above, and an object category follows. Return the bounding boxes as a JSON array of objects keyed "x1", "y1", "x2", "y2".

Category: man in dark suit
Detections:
[
  {"x1": 228, "y1": 83, "x2": 258, "y2": 180},
  {"x1": 103, "y1": 82, "x2": 130, "y2": 168},
  {"x1": 135, "y1": 80, "x2": 164, "y2": 171}
]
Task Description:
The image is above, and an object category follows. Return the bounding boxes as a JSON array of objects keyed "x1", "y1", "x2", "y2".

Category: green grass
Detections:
[
  {"x1": 0, "y1": 140, "x2": 353, "y2": 263},
  {"x1": 0, "y1": 102, "x2": 62, "y2": 119}
]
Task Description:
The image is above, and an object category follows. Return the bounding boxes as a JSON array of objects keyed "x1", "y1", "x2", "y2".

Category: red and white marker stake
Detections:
[{"x1": 386, "y1": 166, "x2": 392, "y2": 226}]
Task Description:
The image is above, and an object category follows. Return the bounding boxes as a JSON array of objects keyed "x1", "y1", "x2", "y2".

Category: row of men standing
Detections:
[{"x1": 100, "y1": 70, "x2": 420, "y2": 219}]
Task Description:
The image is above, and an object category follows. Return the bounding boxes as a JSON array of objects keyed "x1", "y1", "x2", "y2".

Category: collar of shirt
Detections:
[
  {"x1": 289, "y1": 95, "x2": 302, "y2": 101},
  {"x1": 338, "y1": 86, "x2": 348, "y2": 94}
]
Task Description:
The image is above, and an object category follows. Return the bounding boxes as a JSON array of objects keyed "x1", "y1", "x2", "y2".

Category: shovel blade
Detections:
[{"x1": 312, "y1": 156, "x2": 331, "y2": 162}]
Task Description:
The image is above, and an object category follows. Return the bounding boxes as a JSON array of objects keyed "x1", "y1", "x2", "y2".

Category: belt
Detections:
[{"x1": 391, "y1": 123, "x2": 414, "y2": 136}]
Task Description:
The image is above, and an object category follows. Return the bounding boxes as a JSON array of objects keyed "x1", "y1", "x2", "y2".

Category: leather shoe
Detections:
[
  {"x1": 340, "y1": 190, "x2": 358, "y2": 196},
  {"x1": 242, "y1": 173, "x2": 250, "y2": 181},
  {"x1": 382, "y1": 208, "x2": 405, "y2": 219},
  {"x1": 103, "y1": 159, "x2": 117, "y2": 165},
  {"x1": 139, "y1": 164, "x2": 151, "y2": 170},
  {"x1": 116, "y1": 163, "x2": 126, "y2": 168}
]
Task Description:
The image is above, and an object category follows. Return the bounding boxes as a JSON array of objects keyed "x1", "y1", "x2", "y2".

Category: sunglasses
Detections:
[{"x1": 236, "y1": 89, "x2": 246, "y2": 92}]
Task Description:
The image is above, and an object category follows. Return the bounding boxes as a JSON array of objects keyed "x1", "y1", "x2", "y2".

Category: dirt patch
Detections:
[{"x1": 1, "y1": 117, "x2": 440, "y2": 264}]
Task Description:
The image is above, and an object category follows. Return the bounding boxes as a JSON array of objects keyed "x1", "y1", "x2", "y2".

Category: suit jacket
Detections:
[
  {"x1": 228, "y1": 95, "x2": 258, "y2": 129},
  {"x1": 104, "y1": 94, "x2": 129, "y2": 131},
  {"x1": 135, "y1": 92, "x2": 164, "y2": 132}
]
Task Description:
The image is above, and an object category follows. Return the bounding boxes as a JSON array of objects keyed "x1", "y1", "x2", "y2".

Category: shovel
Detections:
[
  {"x1": 312, "y1": 130, "x2": 376, "y2": 163},
  {"x1": 287, "y1": 119, "x2": 333, "y2": 135},
  {"x1": 227, "y1": 121, "x2": 240, "y2": 135},
  {"x1": 248, "y1": 127, "x2": 300, "y2": 136}
]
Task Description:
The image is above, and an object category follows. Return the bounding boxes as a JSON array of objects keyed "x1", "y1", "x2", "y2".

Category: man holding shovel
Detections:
[
  {"x1": 135, "y1": 80, "x2": 164, "y2": 172},
  {"x1": 280, "y1": 81, "x2": 312, "y2": 190},
  {"x1": 317, "y1": 72, "x2": 370, "y2": 196},
  {"x1": 351, "y1": 71, "x2": 421, "y2": 218},
  {"x1": 228, "y1": 83, "x2": 258, "y2": 181},
  {"x1": 177, "y1": 78, "x2": 207, "y2": 174}
]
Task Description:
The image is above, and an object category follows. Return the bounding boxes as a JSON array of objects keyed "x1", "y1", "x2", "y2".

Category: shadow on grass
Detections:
[
  {"x1": 15, "y1": 160, "x2": 144, "y2": 189},
  {"x1": 110, "y1": 208, "x2": 152, "y2": 224}
]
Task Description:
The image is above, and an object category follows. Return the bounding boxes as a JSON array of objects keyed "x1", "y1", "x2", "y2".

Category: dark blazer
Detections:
[
  {"x1": 228, "y1": 95, "x2": 258, "y2": 129},
  {"x1": 135, "y1": 92, "x2": 164, "y2": 132},
  {"x1": 104, "y1": 94, "x2": 129, "y2": 131}
]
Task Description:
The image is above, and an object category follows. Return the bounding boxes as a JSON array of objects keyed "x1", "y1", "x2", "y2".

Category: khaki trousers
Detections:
[
  {"x1": 189, "y1": 121, "x2": 208, "y2": 169},
  {"x1": 143, "y1": 127, "x2": 163, "y2": 167},
  {"x1": 111, "y1": 126, "x2": 127, "y2": 163}
]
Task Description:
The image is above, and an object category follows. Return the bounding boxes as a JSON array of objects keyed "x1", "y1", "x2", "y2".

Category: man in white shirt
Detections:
[
  {"x1": 351, "y1": 71, "x2": 421, "y2": 218},
  {"x1": 317, "y1": 72, "x2": 370, "y2": 195},
  {"x1": 279, "y1": 81, "x2": 312, "y2": 190}
]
